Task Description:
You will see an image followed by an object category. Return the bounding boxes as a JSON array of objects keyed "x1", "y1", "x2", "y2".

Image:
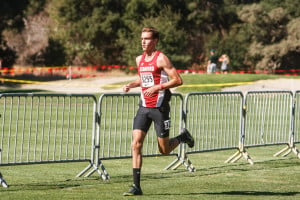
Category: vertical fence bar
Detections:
[{"x1": 294, "y1": 91, "x2": 300, "y2": 144}]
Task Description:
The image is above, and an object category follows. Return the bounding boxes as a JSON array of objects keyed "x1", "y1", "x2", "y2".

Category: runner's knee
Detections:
[{"x1": 131, "y1": 140, "x2": 143, "y2": 152}]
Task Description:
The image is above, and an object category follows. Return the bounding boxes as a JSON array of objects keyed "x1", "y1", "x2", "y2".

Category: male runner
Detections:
[{"x1": 122, "y1": 27, "x2": 194, "y2": 196}]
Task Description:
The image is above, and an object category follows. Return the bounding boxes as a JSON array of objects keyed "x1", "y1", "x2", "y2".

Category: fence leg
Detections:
[
  {"x1": 76, "y1": 161, "x2": 93, "y2": 178},
  {"x1": 76, "y1": 159, "x2": 110, "y2": 180},
  {"x1": 91, "y1": 159, "x2": 110, "y2": 180},
  {"x1": 0, "y1": 148, "x2": 8, "y2": 188},
  {"x1": 0, "y1": 172, "x2": 8, "y2": 188},
  {"x1": 225, "y1": 143, "x2": 254, "y2": 165},
  {"x1": 86, "y1": 159, "x2": 110, "y2": 180},
  {"x1": 164, "y1": 144, "x2": 196, "y2": 172},
  {"x1": 274, "y1": 143, "x2": 300, "y2": 159}
]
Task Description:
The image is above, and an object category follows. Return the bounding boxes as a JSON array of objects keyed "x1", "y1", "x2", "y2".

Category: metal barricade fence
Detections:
[
  {"x1": 243, "y1": 91, "x2": 293, "y2": 147},
  {"x1": 294, "y1": 91, "x2": 300, "y2": 143},
  {"x1": 95, "y1": 93, "x2": 183, "y2": 158},
  {"x1": 82, "y1": 93, "x2": 185, "y2": 178},
  {"x1": 184, "y1": 92, "x2": 243, "y2": 153},
  {"x1": 0, "y1": 93, "x2": 97, "y2": 167},
  {"x1": 1, "y1": 91, "x2": 300, "y2": 185}
]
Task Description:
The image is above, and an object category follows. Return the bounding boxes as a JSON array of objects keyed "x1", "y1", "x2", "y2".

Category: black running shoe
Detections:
[
  {"x1": 123, "y1": 184, "x2": 143, "y2": 196},
  {"x1": 181, "y1": 128, "x2": 194, "y2": 148}
]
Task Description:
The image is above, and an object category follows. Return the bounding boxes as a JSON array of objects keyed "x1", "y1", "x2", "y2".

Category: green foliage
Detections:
[
  {"x1": 238, "y1": 4, "x2": 289, "y2": 45},
  {"x1": 0, "y1": 0, "x2": 299, "y2": 71},
  {"x1": 0, "y1": 0, "x2": 28, "y2": 67},
  {"x1": 0, "y1": 43, "x2": 17, "y2": 68},
  {"x1": 0, "y1": 0, "x2": 28, "y2": 31},
  {"x1": 185, "y1": 0, "x2": 248, "y2": 69},
  {"x1": 42, "y1": 39, "x2": 66, "y2": 66},
  {"x1": 118, "y1": 1, "x2": 190, "y2": 68},
  {"x1": 48, "y1": 0, "x2": 127, "y2": 65},
  {"x1": 25, "y1": 0, "x2": 47, "y2": 16},
  {"x1": 238, "y1": 2, "x2": 300, "y2": 70}
]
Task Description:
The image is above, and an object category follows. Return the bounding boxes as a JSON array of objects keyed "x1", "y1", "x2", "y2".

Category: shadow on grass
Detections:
[
  {"x1": 0, "y1": 183, "x2": 82, "y2": 192},
  {"x1": 98, "y1": 157, "x2": 299, "y2": 185},
  {"x1": 192, "y1": 191, "x2": 299, "y2": 196},
  {"x1": 146, "y1": 191, "x2": 299, "y2": 197},
  {"x1": 0, "y1": 178, "x2": 95, "y2": 192}
]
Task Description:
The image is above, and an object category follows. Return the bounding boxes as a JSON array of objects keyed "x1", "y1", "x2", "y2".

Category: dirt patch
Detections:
[{"x1": 16, "y1": 75, "x2": 139, "y2": 94}]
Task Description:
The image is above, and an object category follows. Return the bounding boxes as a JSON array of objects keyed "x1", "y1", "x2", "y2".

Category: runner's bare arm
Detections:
[
  {"x1": 157, "y1": 53, "x2": 183, "y2": 89},
  {"x1": 123, "y1": 78, "x2": 141, "y2": 92},
  {"x1": 122, "y1": 56, "x2": 142, "y2": 92},
  {"x1": 143, "y1": 53, "x2": 182, "y2": 96}
]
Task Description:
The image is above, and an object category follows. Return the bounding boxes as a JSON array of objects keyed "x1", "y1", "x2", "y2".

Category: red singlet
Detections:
[{"x1": 138, "y1": 51, "x2": 169, "y2": 107}]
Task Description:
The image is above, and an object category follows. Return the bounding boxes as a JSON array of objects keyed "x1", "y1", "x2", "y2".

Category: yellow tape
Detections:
[
  {"x1": 0, "y1": 78, "x2": 46, "y2": 84},
  {"x1": 182, "y1": 82, "x2": 253, "y2": 87}
]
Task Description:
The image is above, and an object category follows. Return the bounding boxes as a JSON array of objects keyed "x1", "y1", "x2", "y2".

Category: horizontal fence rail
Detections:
[
  {"x1": 184, "y1": 92, "x2": 243, "y2": 153},
  {"x1": 243, "y1": 91, "x2": 293, "y2": 147},
  {"x1": 0, "y1": 93, "x2": 97, "y2": 165},
  {"x1": 95, "y1": 93, "x2": 184, "y2": 160}
]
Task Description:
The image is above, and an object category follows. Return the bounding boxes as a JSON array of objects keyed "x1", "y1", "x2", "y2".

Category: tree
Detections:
[
  {"x1": 240, "y1": 3, "x2": 300, "y2": 71},
  {"x1": 48, "y1": 0, "x2": 127, "y2": 66},
  {"x1": 0, "y1": 0, "x2": 299, "y2": 72},
  {"x1": 118, "y1": 1, "x2": 190, "y2": 69},
  {"x1": 0, "y1": 0, "x2": 29, "y2": 67},
  {"x1": 182, "y1": 0, "x2": 252, "y2": 70}
]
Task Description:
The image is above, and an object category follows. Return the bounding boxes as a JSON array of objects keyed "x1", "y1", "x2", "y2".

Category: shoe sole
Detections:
[
  {"x1": 123, "y1": 185, "x2": 143, "y2": 196},
  {"x1": 123, "y1": 192, "x2": 143, "y2": 196}
]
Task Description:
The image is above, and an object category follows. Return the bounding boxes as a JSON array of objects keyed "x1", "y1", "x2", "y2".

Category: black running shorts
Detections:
[{"x1": 133, "y1": 105, "x2": 171, "y2": 138}]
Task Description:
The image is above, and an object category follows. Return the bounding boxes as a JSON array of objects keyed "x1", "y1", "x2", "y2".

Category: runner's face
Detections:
[{"x1": 141, "y1": 32, "x2": 157, "y2": 52}]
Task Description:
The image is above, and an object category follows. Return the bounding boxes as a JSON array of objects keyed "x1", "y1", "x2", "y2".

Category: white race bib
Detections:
[{"x1": 141, "y1": 73, "x2": 154, "y2": 87}]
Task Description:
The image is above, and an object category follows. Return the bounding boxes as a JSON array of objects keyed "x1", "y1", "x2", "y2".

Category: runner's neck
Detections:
[{"x1": 144, "y1": 50, "x2": 157, "y2": 62}]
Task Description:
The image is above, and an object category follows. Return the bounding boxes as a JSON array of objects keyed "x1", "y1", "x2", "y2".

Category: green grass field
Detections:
[
  {"x1": 1, "y1": 74, "x2": 300, "y2": 199},
  {"x1": 1, "y1": 145, "x2": 299, "y2": 200}
]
